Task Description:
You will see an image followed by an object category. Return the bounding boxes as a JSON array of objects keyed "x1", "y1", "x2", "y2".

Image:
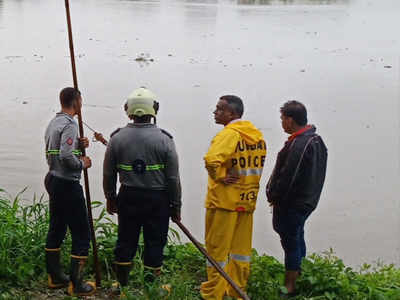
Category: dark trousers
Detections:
[
  {"x1": 114, "y1": 185, "x2": 169, "y2": 269},
  {"x1": 45, "y1": 172, "x2": 90, "y2": 256},
  {"x1": 273, "y1": 207, "x2": 311, "y2": 271}
]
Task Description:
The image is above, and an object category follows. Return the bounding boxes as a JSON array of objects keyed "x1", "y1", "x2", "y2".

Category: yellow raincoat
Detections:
[{"x1": 201, "y1": 120, "x2": 266, "y2": 300}]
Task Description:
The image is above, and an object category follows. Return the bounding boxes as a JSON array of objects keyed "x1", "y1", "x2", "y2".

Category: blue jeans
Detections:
[{"x1": 273, "y1": 207, "x2": 311, "y2": 271}]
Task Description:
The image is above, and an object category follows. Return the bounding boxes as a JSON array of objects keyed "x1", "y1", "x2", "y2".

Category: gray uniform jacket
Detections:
[
  {"x1": 45, "y1": 112, "x2": 83, "y2": 181},
  {"x1": 103, "y1": 123, "x2": 182, "y2": 213}
]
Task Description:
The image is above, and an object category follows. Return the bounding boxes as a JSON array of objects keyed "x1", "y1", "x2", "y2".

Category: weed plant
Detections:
[{"x1": 0, "y1": 188, "x2": 399, "y2": 299}]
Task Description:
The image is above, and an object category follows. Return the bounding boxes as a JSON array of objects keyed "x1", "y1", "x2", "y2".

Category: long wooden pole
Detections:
[
  {"x1": 64, "y1": 0, "x2": 101, "y2": 287},
  {"x1": 174, "y1": 220, "x2": 251, "y2": 300}
]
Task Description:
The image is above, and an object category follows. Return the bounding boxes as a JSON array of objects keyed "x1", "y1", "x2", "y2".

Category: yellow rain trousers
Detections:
[
  {"x1": 201, "y1": 120, "x2": 266, "y2": 300},
  {"x1": 200, "y1": 209, "x2": 253, "y2": 300}
]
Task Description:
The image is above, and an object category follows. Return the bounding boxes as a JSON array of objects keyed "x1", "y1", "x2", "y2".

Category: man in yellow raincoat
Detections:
[{"x1": 201, "y1": 95, "x2": 267, "y2": 300}]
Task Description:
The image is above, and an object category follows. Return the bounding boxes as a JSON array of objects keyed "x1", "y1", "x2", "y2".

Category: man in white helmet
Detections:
[{"x1": 103, "y1": 87, "x2": 182, "y2": 292}]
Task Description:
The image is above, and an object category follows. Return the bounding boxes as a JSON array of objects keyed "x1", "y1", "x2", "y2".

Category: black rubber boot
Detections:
[
  {"x1": 115, "y1": 262, "x2": 132, "y2": 287},
  {"x1": 67, "y1": 255, "x2": 96, "y2": 296},
  {"x1": 45, "y1": 248, "x2": 69, "y2": 289},
  {"x1": 111, "y1": 262, "x2": 132, "y2": 298}
]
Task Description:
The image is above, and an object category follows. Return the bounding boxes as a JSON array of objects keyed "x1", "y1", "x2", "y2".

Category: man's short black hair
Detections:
[
  {"x1": 220, "y1": 95, "x2": 244, "y2": 118},
  {"x1": 59, "y1": 87, "x2": 81, "y2": 108},
  {"x1": 280, "y1": 100, "x2": 307, "y2": 126}
]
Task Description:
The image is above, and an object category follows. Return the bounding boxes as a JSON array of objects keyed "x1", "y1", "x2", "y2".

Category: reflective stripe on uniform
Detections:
[
  {"x1": 117, "y1": 164, "x2": 133, "y2": 171},
  {"x1": 70, "y1": 254, "x2": 88, "y2": 259},
  {"x1": 206, "y1": 260, "x2": 227, "y2": 268},
  {"x1": 115, "y1": 261, "x2": 133, "y2": 266},
  {"x1": 146, "y1": 164, "x2": 165, "y2": 171},
  {"x1": 144, "y1": 265, "x2": 161, "y2": 271},
  {"x1": 45, "y1": 248, "x2": 61, "y2": 252},
  {"x1": 229, "y1": 253, "x2": 251, "y2": 263},
  {"x1": 117, "y1": 163, "x2": 165, "y2": 171},
  {"x1": 46, "y1": 150, "x2": 82, "y2": 156},
  {"x1": 46, "y1": 150, "x2": 60, "y2": 155},
  {"x1": 237, "y1": 168, "x2": 263, "y2": 176}
]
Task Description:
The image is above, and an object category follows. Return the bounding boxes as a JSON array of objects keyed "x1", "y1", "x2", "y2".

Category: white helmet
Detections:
[{"x1": 125, "y1": 87, "x2": 158, "y2": 117}]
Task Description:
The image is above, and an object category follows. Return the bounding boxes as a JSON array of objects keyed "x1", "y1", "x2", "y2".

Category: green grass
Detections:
[{"x1": 0, "y1": 188, "x2": 399, "y2": 300}]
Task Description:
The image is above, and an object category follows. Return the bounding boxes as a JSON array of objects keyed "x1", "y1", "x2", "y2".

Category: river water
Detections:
[{"x1": 0, "y1": 0, "x2": 399, "y2": 267}]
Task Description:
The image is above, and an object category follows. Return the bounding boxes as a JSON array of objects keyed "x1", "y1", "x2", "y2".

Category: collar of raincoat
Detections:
[{"x1": 225, "y1": 120, "x2": 264, "y2": 145}]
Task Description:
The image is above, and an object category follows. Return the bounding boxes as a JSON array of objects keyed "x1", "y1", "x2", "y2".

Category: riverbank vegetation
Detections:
[{"x1": 1, "y1": 188, "x2": 399, "y2": 299}]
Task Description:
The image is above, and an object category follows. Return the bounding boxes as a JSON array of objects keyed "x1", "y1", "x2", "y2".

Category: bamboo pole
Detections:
[{"x1": 64, "y1": 0, "x2": 101, "y2": 287}]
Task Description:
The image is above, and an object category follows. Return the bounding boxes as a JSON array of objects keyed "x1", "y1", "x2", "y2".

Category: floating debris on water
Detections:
[
  {"x1": 133, "y1": 53, "x2": 155, "y2": 67},
  {"x1": 134, "y1": 53, "x2": 154, "y2": 62},
  {"x1": 134, "y1": 57, "x2": 154, "y2": 62},
  {"x1": 5, "y1": 56, "x2": 23, "y2": 59}
]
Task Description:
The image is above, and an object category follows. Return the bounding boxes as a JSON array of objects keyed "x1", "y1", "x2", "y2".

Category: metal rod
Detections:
[
  {"x1": 174, "y1": 220, "x2": 251, "y2": 300},
  {"x1": 82, "y1": 121, "x2": 108, "y2": 146},
  {"x1": 64, "y1": 0, "x2": 101, "y2": 287},
  {"x1": 82, "y1": 121, "x2": 96, "y2": 133}
]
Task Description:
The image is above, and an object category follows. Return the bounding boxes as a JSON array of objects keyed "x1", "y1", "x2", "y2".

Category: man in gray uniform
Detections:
[
  {"x1": 103, "y1": 87, "x2": 182, "y2": 291},
  {"x1": 44, "y1": 87, "x2": 95, "y2": 296}
]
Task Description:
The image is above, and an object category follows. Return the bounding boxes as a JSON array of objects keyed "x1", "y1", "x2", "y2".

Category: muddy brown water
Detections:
[{"x1": 0, "y1": 0, "x2": 399, "y2": 267}]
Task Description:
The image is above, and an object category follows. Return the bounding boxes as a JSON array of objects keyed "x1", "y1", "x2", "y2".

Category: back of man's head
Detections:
[
  {"x1": 280, "y1": 100, "x2": 307, "y2": 126},
  {"x1": 133, "y1": 115, "x2": 152, "y2": 123},
  {"x1": 220, "y1": 95, "x2": 244, "y2": 118},
  {"x1": 60, "y1": 87, "x2": 81, "y2": 108}
]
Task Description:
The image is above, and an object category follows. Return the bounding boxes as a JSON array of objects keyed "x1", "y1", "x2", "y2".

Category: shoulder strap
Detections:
[
  {"x1": 160, "y1": 129, "x2": 173, "y2": 139},
  {"x1": 286, "y1": 135, "x2": 318, "y2": 192},
  {"x1": 110, "y1": 128, "x2": 121, "y2": 138}
]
